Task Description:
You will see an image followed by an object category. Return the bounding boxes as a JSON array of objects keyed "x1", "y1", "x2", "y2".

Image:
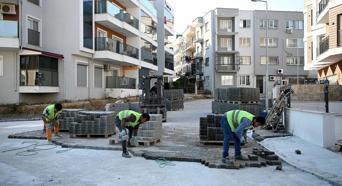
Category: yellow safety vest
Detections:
[
  {"x1": 226, "y1": 110, "x2": 254, "y2": 132},
  {"x1": 118, "y1": 110, "x2": 142, "y2": 127}
]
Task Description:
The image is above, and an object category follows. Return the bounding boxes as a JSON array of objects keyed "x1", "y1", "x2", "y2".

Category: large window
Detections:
[
  {"x1": 219, "y1": 37, "x2": 233, "y2": 50},
  {"x1": 221, "y1": 75, "x2": 234, "y2": 86},
  {"x1": 239, "y1": 56, "x2": 251, "y2": 65},
  {"x1": 83, "y1": 0, "x2": 93, "y2": 49},
  {"x1": 219, "y1": 56, "x2": 234, "y2": 65},
  {"x1": 219, "y1": 19, "x2": 233, "y2": 32},
  {"x1": 140, "y1": 10, "x2": 157, "y2": 40},
  {"x1": 260, "y1": 19, "x2": 278, "y2": 29},
  {"x1": 286, "y1": 38, "x2": 304, "y2": 48},
  {"x1": 94, "y1": 66, "x2": 103, "y2": 88},
  {"x1": 260, "y1": 37, "x2": 278, "y2": 47},
  {"x1": 20, "y1": 56, "x2": 58, "y2": 86},
  {"x1": 77, "y1": 63, "x2": 88, "y2": 87},
  {"x1": 260, "y1": 56, "x2": 279, "y2": 65},
  {"x1": 286, "y1": 20, "x2": 304, "y2": 29},
  {"x1": 28, "y1": 17, "x2": 40, "y2": 46},
  {"x1": 286, "y1": 56, "x2": 304, "y2": 65},
  {"x1": 240, "y1": 19, "x2": 251, "y2": 28},
  {"x1": 240, "y1": 75, "x2": 250, "y2": 86},
  {"x1": 239, "y1": 37, "x2": 250, "y2": 47}
]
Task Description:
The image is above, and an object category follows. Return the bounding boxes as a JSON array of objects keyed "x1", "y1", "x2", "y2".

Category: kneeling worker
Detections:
[
  {"x1": 42, "y1": 103, "x2": 63, "y2": 142},
  {"x1": 221, "y1": 110, "x2": 265, "y2": 163},
  {"x1": 116, "y1": 110, "x2": 150, "y2": 158}
]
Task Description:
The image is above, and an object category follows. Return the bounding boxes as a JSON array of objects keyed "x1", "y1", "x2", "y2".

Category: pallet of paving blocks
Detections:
[
  {"x1": 164, "y1": 89, "x2": 184, "y2": 111},
  {"x1": 212, "y1": 88, "x2": 262, "y2": 115},
  {"x1": 136, "y1": 114, "x2": 163, "y2": 146},
  {"x1": 59, "y1": 109, "x2": 84, "y2": 132},
  {"x1": 69, "y1": 111, "x2": 116, "y2": 138}
]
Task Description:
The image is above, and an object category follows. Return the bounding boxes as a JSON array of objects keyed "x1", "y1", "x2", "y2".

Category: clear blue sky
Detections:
[{"x1": 170, "y1": 0, "x2": 304, "y2": 34}]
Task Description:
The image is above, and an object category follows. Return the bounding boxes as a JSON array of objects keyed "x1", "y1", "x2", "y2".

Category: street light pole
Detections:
[{"x1": 251, "y1": 0, "x2": 269, "y2": 113}]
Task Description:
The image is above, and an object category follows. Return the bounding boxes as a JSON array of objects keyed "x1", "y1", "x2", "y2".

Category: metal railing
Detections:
[
  {"x1": 0, "y1": 20, "x2": 18, "y2": 38},
  {"x1": 95, "y1": 37, "x2": 139, "y2": 59},
  {"x1": 106, "y1": 76, "x2": 136, "y2": 89},
  {"x1": 28, "y1": 29, "x2": 40, "y2": 46},
  {"x1": 317, "y1": 36, "x2": 329, "y2": 56},
  {"x1": 318, "y1": 0, "x2": 329, "y2": 15},
  {"x1": 215, "y1": 63, "x2": 238, "y2": 72},
  {"x1": 95, "y1": 0, "x2": 139, "y2": 29}
]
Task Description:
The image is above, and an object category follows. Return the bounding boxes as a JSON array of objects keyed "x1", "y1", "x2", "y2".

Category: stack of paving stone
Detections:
[
  {"x1": 199, "y1": 114, "x2": 224, "y2": 142},
  {"x1": 212, "y1": 88, "x2": 262, "y2": 115},
  {"x1": 137, "y1": 114, "x2": 163, "y2": 142},
  {"x1": 164, "y1": 89, "x2": 184, "y2": 111},
  {"x1": 105, "y1": 102, "x2": 141, "y2": 114},
  {"x1": 69, "y1": 111, "x2": 115, "y2": 138},
  {"x1": 59, "y1": 109, "x2": 84, "y2": 131}
]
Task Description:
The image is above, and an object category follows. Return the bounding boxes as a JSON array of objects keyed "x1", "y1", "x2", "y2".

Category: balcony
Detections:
[
  {"x1": 316, "y1": 33, "x2": 342, "y2": 66},
  {"x1": 317, "y1": 0, "x2": 329, "y2": 24},
  {"x1": 95, "y1": 0, "x2": 140, "y2": 36},
  {"x1": 215, "y1": 63, "x2": 238, "y2": 72},
  {"x1": 94, "y1": 37, "x2": 140, "y2": 66},
  {"x1": 140, "y1": 0, "x2": 157, "y2": 17},
  {"x1": 216, "y1": 47, "x2": 237, "y2": 54},
  {"x1": 317, "y1": 36, "x2": 329, "y2": 57},
  {"x1": 141, "y1": 47, "x2": 157, "y2": 65},
  {"x1": 28, "y1": 29, "x2": 40, "y2": 46},
  {"x1": 0, "y1": 20, "x2": 19, "y2": 49}
]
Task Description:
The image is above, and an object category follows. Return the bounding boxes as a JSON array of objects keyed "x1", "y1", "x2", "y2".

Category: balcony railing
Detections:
[
  {"x1": 28, "y1": 29, "x2": 40, "y2": 46},
  {"x1": 141, "y1": 47, "x2": 157, "y2": 65},
  {"x1": 215, "y1": 63, "x2": 238, "y2": 72},
  {"x1": 317, "y1": 36, "x2": 329, "y2": 56},
  {"x1": 0, "y1": 20, "x2": 18, "y2": 38},
  {"x1": 106, "y1": 76, "x2": 136, "y2": 89},
  {"x1": 140, "y1": 0, "x2": 157, "y2": 16},
  {"x1": 165, "y1": 61, "x2": 174, "y2": 71},
  {"x1": 95, "y1": 0, "x2": 139, "y2": 29},
  {"x1": 95, "y1": 37, "x2": 139, "y2": 59},
  {"x1": 318, "y1": 0, "x2": 329, "y2": 15}
]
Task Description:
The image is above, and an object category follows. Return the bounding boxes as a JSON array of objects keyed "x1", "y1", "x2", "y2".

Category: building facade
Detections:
[
  {"x1": 0, "y1": 0, "x2": 174, "y2": 105},
  {"x1": 304, "y1": 0, "x2": 342, "y2": 85},
  {"x1": 174, "y1": 8, "x2": 309, "y2": 96}
]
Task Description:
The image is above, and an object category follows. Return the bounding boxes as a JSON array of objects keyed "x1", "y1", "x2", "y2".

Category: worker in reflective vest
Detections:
[
  {"x1": 221, "y1": 110, "x2": 265, "y2": 163},
  {"x1": 42, "y1": 103, "x2": 63, "y2": 142},
  {"x1": 116, "y1": 110, "x2": 150, "y2": 158}
]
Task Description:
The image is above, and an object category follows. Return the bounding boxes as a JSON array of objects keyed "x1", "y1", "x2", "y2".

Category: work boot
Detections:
[
  {"x1": 222, "y1": 156, "x2": 231, "y2": 163},
  {"x1": 122, "y1": 152, "x2": 132, "y2": 158},
  {"x1": 235, "y1": 154, "x2": 249, "y2": 161}
]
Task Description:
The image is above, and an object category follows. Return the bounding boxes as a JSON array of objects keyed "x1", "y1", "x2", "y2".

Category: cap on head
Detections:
[{"x1": 55, "y1": 103, "x2": 63, "y2": 111}]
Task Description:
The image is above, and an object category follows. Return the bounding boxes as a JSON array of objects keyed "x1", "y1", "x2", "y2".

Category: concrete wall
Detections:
[
  {"x1": 291, "y1": 85, "x2": 342, "y2": 101},
  {"x1": 286, "y1": 108, "x2": 341, "y2": 148},
  {"x1": 203, "y1": 11, "x2": 215, "y2": 93},
  {"x1": 291, "y1": 101, "x2": 342, "y2": 114},
  {"x1": 105, "y1": 88, "x2": 142, "y2": 99},
  {"x1": 0, "y1": 51, "x2": 19, "y2": 104}
]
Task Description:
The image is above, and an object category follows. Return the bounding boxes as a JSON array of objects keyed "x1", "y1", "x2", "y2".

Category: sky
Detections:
[{"x1": 169, "y1": 0, "x2": 304, "y2": 34}]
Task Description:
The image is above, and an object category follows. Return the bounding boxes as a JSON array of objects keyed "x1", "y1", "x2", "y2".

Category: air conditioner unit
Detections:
[
  {"x1": 104, "y1": 64, "x2": 111, "y2": 71},
  {"x1": 285, "y1": 27, "x2": 293, "y2": 34},
  {"x1": 269, "y1": 75, "x2": 276, "y2": 81},
  {"x1": 1, "y1": 4, "x2": 16, "y2": 15},
  {"x1": 277, "y1": 69, "x2": 284, "y2": 74}
]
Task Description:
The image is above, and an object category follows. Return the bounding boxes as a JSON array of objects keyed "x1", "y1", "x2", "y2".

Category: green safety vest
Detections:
[
  {"x1": 226, "y1": 110, "x2": 254, "y2": 132},
  {"x1": 43, "y1": 104, "x2": 61, "y2": 122},
  {"x1": 118, "y1": 110, "x2": 142, "y2": 127}
]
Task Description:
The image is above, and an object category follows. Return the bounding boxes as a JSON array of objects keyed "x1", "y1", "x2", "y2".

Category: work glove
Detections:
[{"x1": 118, "y1": 129, "x2": 128, "y2": 142}]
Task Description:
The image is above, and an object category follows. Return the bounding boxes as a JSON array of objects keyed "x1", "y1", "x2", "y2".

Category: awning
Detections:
[{"x1": 20, "y1": 47, "x2": 64, "y2": 59}]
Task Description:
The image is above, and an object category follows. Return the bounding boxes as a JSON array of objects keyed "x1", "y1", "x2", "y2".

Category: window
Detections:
[
  {"x1": 0, "y1": 56, "x2": 3, "y2": 77},
  {"x1": 28, "y1": 17, "x2": 40, "y2": 46},
  {"x1": 260, "y1": 19, "x2": 278, "y2": 29},
  {"x1": 240, "y1": 75, "x2": 250, "y2": 86},
  {"x1": 260, "y1": 56, "x2": 279, "y2": 65},
  {"x1": 286, "y1": 56, "x2": 304, "y2": 65},
  {"x1": 219, "y1": 19, "x2": 233, "y2": 32},
  {"x1": 337, "y1": 14, "x2": 342, "y2": 46},
  {"x1": 260, "y1": 37, "x2": 278, "y2": 47},
  {"x1": 28, "y1": 0, "x2": 40, "y2": 5},
  {"x1": 83, "y1": 0, "x2": 93, "y2": 49},
  {"x1": 77, "y1": 63, "x2": 88, "y2": 87},
  {"x1": 219, "y1": 37, "x2": 233, "y2": 50},
  {"x1": 205, "y1": 22, "x2": 209, "y2": 32},
  {"x1": 205, "y1": 40, "x2": 209, "y2": 48},
  {"x1": 205, "y1": 57, "x2": 209, "y2": 66},
  {"x1": 94, "y1": 66, "x2": 103, "y2": 88},
  {"x1": 240, "y1": 19, "x2": 251, "y2": 28},
  {"x1": 239, "y1": 56, "x2": 251, "y2": 65},
  {"x1": 239, "y1": 37, "x2": 251, "y2": 47},
  {"x1": 219, "y1": 56, "x2": 234, "y2": 64},
  {"x1": 286, "y1": 20, "x2": 304, "y2": 29},
  {"x1": 221, "y1": 75, "x2": 234, "y2": 86},
  {"x1": 286, "y1": 38, "x2": 304, "y2": 48}
]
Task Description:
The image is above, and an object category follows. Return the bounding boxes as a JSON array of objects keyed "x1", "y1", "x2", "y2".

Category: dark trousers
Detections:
[
  {"x1": 220, "y1": 117, "x2": 241, "y2": 158},
  {"x1": 115, "y1": 116, "x2": 136, "y2": 153}
]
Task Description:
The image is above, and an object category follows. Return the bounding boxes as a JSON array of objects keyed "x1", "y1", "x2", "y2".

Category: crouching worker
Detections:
[
  {"x1": 42, "y1": 103, "x2": 63, "y2": 142},
  {"x1": 221, "y1": 110, "x2": 265, "y2": 163},
  {"x1": 116, "y1": 110, "x2": 150, "y2": 158}
]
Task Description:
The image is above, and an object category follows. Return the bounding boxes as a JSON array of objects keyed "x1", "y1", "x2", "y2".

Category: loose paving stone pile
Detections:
[
  {"x1": 137, "y1": 114, "x2": 163, "y2": 144},
  {"x1": 59, "y1": 109, "x2": 84, "y2": 131},
  {"x1": 69, "y1": 111, "x2": 115, "y2": 138},
  {"x1": 212, "y1": 88, "x2": 262, "y2": 115},
  {"x1": 164, "y1": 89, "x2": 184, "y2": 111}
]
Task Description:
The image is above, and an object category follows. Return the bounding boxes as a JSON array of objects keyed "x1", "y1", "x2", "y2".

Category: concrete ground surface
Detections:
[
  {"x1": 261, "y1": 136, "x2": 342, "y2": 185},
  {"x1": 0, "y1": 99, "x2": 334, "y2": 186}
]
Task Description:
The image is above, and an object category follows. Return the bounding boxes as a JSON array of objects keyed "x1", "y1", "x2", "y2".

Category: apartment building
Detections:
[
  {"x1": 0, "y1": 0, "x2": 174, "y2": 104},
  {"x1": 174, "y1": 8, "x2": 308, "y2": 96},
  {"x1": 304, "y1": 0, "x2": 342, "y2": 85}
]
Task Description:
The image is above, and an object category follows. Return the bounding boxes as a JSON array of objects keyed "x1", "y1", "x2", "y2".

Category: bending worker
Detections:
[
  {"x1": 42, "y1": 103, "x2": 63, "y2": 142},
  {"x1": 116, "y1": 110, "x2": 150, "y2": 158},
  {"x1": 221, "y1": 109, "x2": 265, "y2": 163}
]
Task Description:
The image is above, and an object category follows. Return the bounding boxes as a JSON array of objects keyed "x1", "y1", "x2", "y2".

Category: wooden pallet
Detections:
[
  {"x1": 137, "y1": 138, "x2": 161, "y2": 147},
  {"x1": 70, "y1": 133, "x2": 114, "y2": 138}
]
